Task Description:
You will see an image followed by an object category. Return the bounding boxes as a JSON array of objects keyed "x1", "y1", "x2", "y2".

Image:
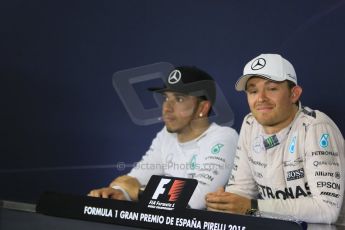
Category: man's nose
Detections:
[
  {"x1": 257, "y1": 90, "x2": 267, "y2": 102},
  {"x1": 163, "y1": 100, "x2": 174, "y2": 113}
]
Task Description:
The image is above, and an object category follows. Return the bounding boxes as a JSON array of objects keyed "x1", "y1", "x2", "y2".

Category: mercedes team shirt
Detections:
[
  {"x1": 129, "y1": 123, "x2": 238, "y2": 209},
  {"x1": 227, "y1": 106, "x2": 345, "y2": 223}
]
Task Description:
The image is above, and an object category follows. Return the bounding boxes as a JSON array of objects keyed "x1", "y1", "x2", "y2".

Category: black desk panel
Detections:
[
  {"x1": 1, "y1": 198, "x2": 345, "y2": 230},
  {"x1": 2, "y1": 208, "x2": 345, "y2": 230},
  {"x1": 1, "y1": 208, "x2": 143, "y2": 230}
]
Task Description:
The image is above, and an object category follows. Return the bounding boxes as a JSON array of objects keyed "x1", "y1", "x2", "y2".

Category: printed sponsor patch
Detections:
[
  {"x1": 287, "y1": 168, "x2": 304, "y2": 181},
  {"x1": 312, "y1": 151, "x2": 338, "y2": 157},
  {"x1": 264, "y1": 135, "x2": 279, "y2": 150},
  {"x1": 211, "y1": 144, "x2": 224, "y2": 154},
  {"x1": 335, "y1": 172, "x2": 341, "y2": 179},
  {"x1": 189, "y1": 155, "x2": 197, "y2": 170},
  {"x1": 253, "y1": 136, "x2": 265, "y2": 153},
  {"x1": 289, "y1": 136, "x2": 297, "y2": 154},
  {"x1": 319, "y1": 134, "x2": 330, "y2": 148},
  {"x1": 316, "y1": 181, "x2": 341, "y2": 190},
  {"x1": 320, "y1": 191, "x2": 340, "y2": 198},
  {"x1": 257, "y1": 182, "x2": 311, "y2": 199}
]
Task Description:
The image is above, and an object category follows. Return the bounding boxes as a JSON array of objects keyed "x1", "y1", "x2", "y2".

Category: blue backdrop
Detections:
[{"x1": 1, "y1": 0, "x2": 345, "y2": 203}]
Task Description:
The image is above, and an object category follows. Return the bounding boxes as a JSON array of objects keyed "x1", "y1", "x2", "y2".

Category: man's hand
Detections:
[
  {"x1": 88, "y1": 187, "x2": 128, "y2": 200},
  {"x1": 109, "y1": 175, "x2": 141, "y2": 201},
  {"x1": 88, "y1": 175, "x2": 141, "y2": 201},
  {"x1": 206, "y1": 187, "x2": 251, "y2": 214}
]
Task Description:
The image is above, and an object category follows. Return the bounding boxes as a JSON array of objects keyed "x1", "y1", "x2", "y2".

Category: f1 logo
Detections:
[
  {"x1": 151, "y1": 178, "x2": 186, "y2": 201},
  {"x1": 152, "y1": 178, "x2": 171, "y2": 199}
]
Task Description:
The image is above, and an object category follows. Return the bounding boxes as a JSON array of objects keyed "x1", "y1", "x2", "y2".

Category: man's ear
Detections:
[
  {"x1": 291, "y1": 85, "x2": 303, "y2": 103},
  {"x1": 198, "y1": 100, "x2": 212, "y2": 117}
]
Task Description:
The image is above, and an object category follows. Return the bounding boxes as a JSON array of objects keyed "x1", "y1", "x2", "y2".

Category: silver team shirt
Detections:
[
  {"x1": 226, "y1": 106, "x2": 345, "y2": 223},
  {"x1": 129, "y1": 123, "x2": 238, "y2": 209}
]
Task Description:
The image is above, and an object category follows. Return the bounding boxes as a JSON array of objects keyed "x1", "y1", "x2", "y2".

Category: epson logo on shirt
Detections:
[
  {"x1": 287, "y1": 168, "x2": 304, "y2": 181},
  {"x1": 316, "y1": 181, "x2": 341, "y2": 190}
]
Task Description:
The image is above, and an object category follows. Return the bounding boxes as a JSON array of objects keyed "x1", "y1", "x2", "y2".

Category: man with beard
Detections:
[
  {"x1": 206, "y1": 54, "x2": 344, "y2": 223},
  {"x1": 89, "y1": 66, "x2": 238, "y2": 209}
]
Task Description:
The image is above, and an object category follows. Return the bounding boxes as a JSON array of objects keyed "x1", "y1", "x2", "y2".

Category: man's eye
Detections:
[
  {"x1": 176, "y1": 97, "x2": 184, "y2": 102},
  {"x1": 268, "y1": 87, "x2": 278, "y2": 91},
  {"x1": 247, "y1": 90, "x2": 257, "y2": 95}
]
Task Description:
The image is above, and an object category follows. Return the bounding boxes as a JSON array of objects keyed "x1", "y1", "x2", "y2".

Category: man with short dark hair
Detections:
[
  {"x1": 89, "y1": 66, "x2": 238, "y2": 209},
  {"x1": 206, "y1": 54, "x2": 344, "y2": 223}
]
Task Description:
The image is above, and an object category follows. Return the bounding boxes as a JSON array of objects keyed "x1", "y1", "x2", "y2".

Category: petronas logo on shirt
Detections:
[
  {"x1": 320, "y1": 134, "x2": 330, "y2": 148},
  {"x1": 211, "y1": 144, "x2": 224, "y2": 154},
  {"x1": 189, "y1": 154, "x2": 197, "y2": 170}
]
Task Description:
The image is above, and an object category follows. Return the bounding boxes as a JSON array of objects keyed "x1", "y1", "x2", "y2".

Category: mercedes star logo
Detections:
[
  {"x1": 251, "y1": 58, "x2": 266, "y2": 70},
  {"x1": 168, "y1": 70, "x2": 182, "y2": 84}
]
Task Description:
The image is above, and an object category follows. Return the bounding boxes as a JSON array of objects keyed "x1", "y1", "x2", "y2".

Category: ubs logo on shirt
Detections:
[{"x1": 253, "y1": 136, "x2": 265, "y2": 153}]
